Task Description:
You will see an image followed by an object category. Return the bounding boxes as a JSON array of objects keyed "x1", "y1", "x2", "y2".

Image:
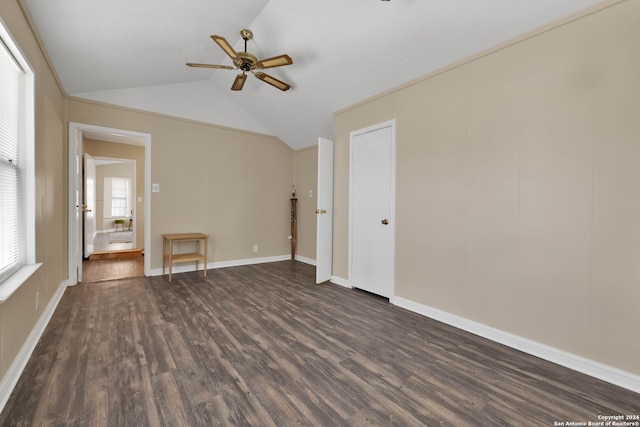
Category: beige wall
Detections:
[
  {"x1": 67, "y1": 99, "x2": 294, "y2": 269},
  {"x1": 84, "y1": 139, "x2": 145, "y2": 246},
  {"x1": 0, "y1": 1, "x2": 67, "y2": 380},
  {"x1": 294, "y1": 147, "x2": 318, "y2": 261},
  {"x1": 334, "y1": 0, "x2": 640, "y2": 375}
]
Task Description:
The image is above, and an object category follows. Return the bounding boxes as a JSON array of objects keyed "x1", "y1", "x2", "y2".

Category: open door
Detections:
[
  {"x1": 70, "y1": 129, "x2": 83, "y2": 283},
  {"x1": 316, "y1": 137, "x2": 334, "y2": 284},
  {"x1": 83, "y1": 153, "x2": 96, "y2": 258}
]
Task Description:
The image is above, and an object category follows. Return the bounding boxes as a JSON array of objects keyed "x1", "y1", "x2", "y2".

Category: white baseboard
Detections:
[
  {"x1": 294, "y1": 255, "x2": 316, "y2": 266},
  {"x1": 0, "y1": 280, "x2": 67, "y2": 413},
  {"x1": 330, "y1": 275, "x2": 351, "y2": 289},
  {"x1": 391, "y1": 296, "x2": 640, "y2": 394},
  {"x1": 149, "y1": 254, "x2": 292, "y2": 277}
]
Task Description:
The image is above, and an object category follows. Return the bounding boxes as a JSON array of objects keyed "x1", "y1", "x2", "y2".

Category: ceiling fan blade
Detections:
[
  {"x1": 211, "y1": 35, "x2": 238, "y2": 60},
  {"x1": 231, "y1": 73, "x2": 247, "y2": 91},
  {"x1": 256, "y1": 54, "x2": 293, "y2": 69},
  {"x1": 254, "y1": 72, "x2": 291, "y2": 91},
  {"x1": 186, "y1": 63, "x2": 234, "y2": 70}
]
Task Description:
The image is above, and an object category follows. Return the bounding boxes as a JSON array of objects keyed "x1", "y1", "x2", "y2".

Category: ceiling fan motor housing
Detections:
[{"x1": 234, "y1": 52, "x2": 257, "y2": 72}]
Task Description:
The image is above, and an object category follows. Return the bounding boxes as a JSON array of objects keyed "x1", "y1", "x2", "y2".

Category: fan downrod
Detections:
[{"x1": 239, "y1": 29, "x2": 254, "y2": 65}]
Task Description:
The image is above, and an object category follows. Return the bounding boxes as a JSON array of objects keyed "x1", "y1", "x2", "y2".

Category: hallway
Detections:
[
  {"x1": 82, "y1": 232, "x2": 143, "y2": 283},
  {"x1": 93, "y1": 231, "x2": 134, "y2": 252},
  {"x1": 82, "y1": 255, "x2": 143, "y2": 283}
]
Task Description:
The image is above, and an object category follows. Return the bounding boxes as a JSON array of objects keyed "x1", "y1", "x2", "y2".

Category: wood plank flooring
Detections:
[
  {"x1": 1, "y1": 261, "x2": 638, "y2": 426},
  {"x1": 82, "y1": 255, "x2": 144, "y2": 283}
]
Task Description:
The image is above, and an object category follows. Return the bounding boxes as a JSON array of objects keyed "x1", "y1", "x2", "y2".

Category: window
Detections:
[
  {"x1": 0, "y1": 20, "x2": 35, "y2": 291},
  {"x1": 111, "y1": 178, "x2": 129, "y2": 217}
]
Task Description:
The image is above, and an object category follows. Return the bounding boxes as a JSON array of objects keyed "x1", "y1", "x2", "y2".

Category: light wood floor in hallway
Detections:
[
  {"x1": 1, "y1": 261, "x2": 638, "y2": 426},
  {"x1": 82, "y1": 255, "x2": 144, "y2": 283},
  {"x1": 81, "y1": 231, "x2": 144, "y2": 283}
]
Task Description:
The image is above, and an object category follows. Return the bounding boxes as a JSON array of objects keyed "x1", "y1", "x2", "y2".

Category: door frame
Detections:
[
  {"x1": 67, "y1": 122, "x2": 152, "y2": 284},
  {"x1": 92, "y1": 155, "x2": 138, "y2": 248},
  {"x1": 348, "y1": 119, "x2": 396, "y2": 297}
]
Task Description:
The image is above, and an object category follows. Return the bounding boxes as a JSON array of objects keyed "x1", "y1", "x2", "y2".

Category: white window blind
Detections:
[
  {"x1": 0, "y1": 37, "x2": 24, "y2": 284},
  {"x1": 111, "y1": 178, "x2": 129, "y2": 217}
]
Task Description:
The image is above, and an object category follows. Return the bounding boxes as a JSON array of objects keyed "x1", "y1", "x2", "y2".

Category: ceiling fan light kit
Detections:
[{"x1": 187, "y1": 29, "x2": 293, "y2": 92}]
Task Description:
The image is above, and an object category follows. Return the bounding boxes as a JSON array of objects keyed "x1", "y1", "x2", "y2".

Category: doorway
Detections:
[
  {"x1": 349, "y1": 120, "x2": 396, "y2": 298},
  {"x1": 82, "y1": 155, "x2": 143, "y2": 283},
  {"x1": 86, "y1": 156, "x2": 137, "y2": 256},
  {"x1": 68, "y1": 123, "x2": 152, "y2": 285}
]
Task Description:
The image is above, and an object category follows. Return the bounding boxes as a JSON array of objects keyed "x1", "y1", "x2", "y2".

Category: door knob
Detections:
[
  {"x1": 315, "y1": 209, "x2": 327, "y2": 214},
  {"x1": 381, "y1": 219, "x2": 389, "y2": 225}
]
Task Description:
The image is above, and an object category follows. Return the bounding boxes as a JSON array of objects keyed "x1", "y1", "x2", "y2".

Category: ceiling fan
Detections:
[{"x1": 186, "y1": 29, "x2": 293, "y2": 92}]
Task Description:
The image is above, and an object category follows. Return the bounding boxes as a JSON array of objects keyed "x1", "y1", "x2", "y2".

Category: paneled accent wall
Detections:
[{"x1": 334, "y1": 0, "x2": 640, "y2": 375}]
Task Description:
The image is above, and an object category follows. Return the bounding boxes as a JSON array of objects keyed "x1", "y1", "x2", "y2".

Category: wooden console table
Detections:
[{"x1": 162, "y1": 233, "x2": 208, "y2": 282}]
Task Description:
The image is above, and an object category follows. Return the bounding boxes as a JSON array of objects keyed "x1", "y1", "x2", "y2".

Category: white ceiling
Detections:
[{"x1": 22, "y1": 0, "x2": 603, "y2": 150}]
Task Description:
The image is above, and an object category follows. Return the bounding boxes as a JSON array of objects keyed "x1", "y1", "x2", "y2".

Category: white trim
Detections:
[
  {"x1": 68, "y1": 123, "x2": 152, "y2": 284},
  {"x1": 0, "y1": 280, "x2": 66, "y2": 413},
  {"x1": 0, "y1": 17, "x2": 36, "y2": 295},
  {"x1": 330, "y1": 275, "x2": 351, "y2": 289},
  {"x1": 0, "y1": 263, "x2": 42, "y2": 304},
  {"x1": 295, "y1": 255, "x2": 316, "y2": 266},
  {"x1": 391, "y1": 296, "x2": 640, "y2": 394},
  {"x1": 149, "y1": 255, "x2": 292, "y2": 277},
  {"x1": 23, "y1": 57, "x2": 35, "y2": 268}
]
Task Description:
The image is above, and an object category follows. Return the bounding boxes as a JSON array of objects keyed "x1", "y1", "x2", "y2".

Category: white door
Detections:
[
  {"x1": 316, "y1": 137, "x2": 334, "y2": 283},
  {"x1": 83, "y1": 153, "x2": 96, "y2": 258},
  {"x1": 350, "y1": 120, "x2": 395, "y2": 298},
  {"x1": 72, "y1": 132, "x2": 83, "y2": 283}
]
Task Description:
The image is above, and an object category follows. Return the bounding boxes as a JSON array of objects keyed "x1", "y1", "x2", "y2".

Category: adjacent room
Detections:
[{"x1": 0, "y1": 0, "x2": 639, "y2": 425}]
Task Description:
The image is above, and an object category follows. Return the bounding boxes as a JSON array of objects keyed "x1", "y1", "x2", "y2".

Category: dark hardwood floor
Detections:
[{"x1": 1, "y1": 261, "x2": 638, "y2": 426}]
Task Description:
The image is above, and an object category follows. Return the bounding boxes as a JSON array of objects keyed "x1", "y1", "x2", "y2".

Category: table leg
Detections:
[
  {"x1": 169, "y1": 240, "x2": 173, "y2": 282},
  {"x1": 204, "y1": 237, "x2": 208, "y2": 277},
  {"x1": 162, "y1": 237, "x2": 166, "y2": 276}
]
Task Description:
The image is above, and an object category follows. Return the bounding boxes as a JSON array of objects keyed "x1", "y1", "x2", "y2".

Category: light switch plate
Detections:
[{"x1": 152, "y1": 183, "x2": 160, "y2": 193}]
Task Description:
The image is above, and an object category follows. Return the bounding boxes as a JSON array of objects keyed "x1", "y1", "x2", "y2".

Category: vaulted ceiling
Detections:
[{"x1": 22, "y1": 0, "x2": 602, "y2": 150}]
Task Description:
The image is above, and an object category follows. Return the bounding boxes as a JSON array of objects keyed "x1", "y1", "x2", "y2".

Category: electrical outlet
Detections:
[
  {"x1": 36, "y1": 291, "x2": 39, "y2": 311},
  {"x1": 253, "y1": 244, "x2": 259, "y2": 253}
]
